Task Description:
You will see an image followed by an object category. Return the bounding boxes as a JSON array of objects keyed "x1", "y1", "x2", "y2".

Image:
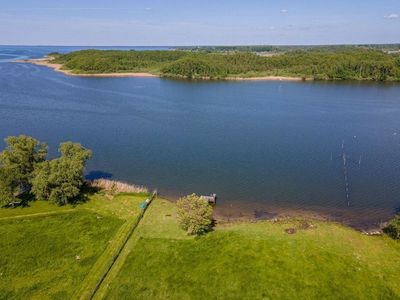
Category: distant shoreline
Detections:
[{"x1": 14, "y1": 58, "x2": 307, "y2": 81}]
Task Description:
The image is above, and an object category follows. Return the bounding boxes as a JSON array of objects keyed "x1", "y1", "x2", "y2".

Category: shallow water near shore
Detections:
[{"x1": 1, "y1": 46, "x2": 400, "y2": 230}]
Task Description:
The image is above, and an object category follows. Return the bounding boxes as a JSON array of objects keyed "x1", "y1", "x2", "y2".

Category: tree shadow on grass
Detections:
[
  {"x1": 1, "y1": 192, "x2": 35, "y2": 208},
  {"x1": 72, "y1": 182, "x2": 103, "y2": 206},
  {"x1": 71, "y1": 170, "x2": 114, "y2": 206},
  {"x1": 19, "y1": 192, "x2": 35, "y2": 206}
]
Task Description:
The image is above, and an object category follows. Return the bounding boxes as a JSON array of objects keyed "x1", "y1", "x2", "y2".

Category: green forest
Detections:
[{"x1": 52, "y1": 48, "x2": 400, "y2": 81}]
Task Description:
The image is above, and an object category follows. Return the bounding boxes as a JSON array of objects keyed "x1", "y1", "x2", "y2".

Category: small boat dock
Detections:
[{"x1": 200, "y1": 193, "x2": 217, "y2": 205}]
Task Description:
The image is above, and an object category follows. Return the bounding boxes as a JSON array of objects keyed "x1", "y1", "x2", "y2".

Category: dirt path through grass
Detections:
[
  {"x1": 75, "y1": 195, "x2": 155, "y2": 300},
  {"x1": 92, "y1": 198, "x2": 188, "y2": 300}
]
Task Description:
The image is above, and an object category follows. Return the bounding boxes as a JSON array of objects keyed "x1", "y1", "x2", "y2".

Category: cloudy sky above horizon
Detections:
[{"x1": 1, "y1": 0, "x2": 399, "y2": 46}]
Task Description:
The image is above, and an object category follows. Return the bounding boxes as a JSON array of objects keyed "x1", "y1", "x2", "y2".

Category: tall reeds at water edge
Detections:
[{"x1": 89, "y1": 179, "x2": 148, "y2": 194}]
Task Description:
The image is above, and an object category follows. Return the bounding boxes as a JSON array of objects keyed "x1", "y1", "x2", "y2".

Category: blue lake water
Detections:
[{"x1": 1, "y1": 46, "x2": 400, "y2": 229}]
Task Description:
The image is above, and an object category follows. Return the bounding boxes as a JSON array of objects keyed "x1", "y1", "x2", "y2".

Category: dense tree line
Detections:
[
  {"x1": 52, "y1": 48, "x2": 400, "y2": 81},
  {"x1": 0, "y1": 135, "x2": 91, "y2": 206},
  {"x1": 161, "y1": 49, "x2": 400, "y2": 80},
  {"x1": 177, "y1": 44, "x2": 400, "y2": 53},
  {"x1": 53, "y1": 50, "x2": 189, "y2": 74}
]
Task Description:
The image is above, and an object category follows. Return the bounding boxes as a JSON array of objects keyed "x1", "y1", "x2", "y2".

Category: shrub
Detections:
[
  {"x1": 176, "y1": 193, "x2": 213, "y2": 235},
  {"x1": 383, "y1": 215, "x2": 400, "y2": 239}
]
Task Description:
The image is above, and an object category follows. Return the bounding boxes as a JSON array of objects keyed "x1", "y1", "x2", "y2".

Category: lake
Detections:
[{"x1": 1, "y1": 46, "x2": 400, "y2": 229}]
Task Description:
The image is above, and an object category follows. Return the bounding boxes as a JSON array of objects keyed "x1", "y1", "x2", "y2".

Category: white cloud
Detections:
[
  {"x1": 280, "y1": 9, "x2": 288, "y2": 13},
  {"x1": 145, "y1": 7, "x2": 152, "y2": 11},
  {"x1": 384, "y1": 13, "x2": 399, "y2": 19}
]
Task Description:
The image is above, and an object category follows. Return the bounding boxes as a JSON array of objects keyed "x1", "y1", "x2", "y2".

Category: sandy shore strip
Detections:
[
  {"x1": 14, "y1": 58, "x2": 158, "y2": 78},
  {"x1": 226, "y1": 76, "x2": 307, "y2": 81},
  {"x1": 14, "y1": 57, "x2": 311, "y2": 81},
  {"x1": 212, "y1": 200, "x2": 391, "y2": 232}
]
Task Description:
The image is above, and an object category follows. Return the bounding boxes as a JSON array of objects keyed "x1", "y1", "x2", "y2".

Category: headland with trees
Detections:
[{"x1": 19, "y1": 46, "x2": 400, "y2": 81}]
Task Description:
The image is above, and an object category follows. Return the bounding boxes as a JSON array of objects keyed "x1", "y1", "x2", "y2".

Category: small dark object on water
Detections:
[{"x1": 285, "y1": 228, "x2": 297, "y2": 234}]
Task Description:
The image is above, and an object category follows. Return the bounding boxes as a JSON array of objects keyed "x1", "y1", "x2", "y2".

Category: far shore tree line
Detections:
[
  {"x1": 51, "y1": 48, "x2": 400, "y2": 81},
  {"x1": 0, "y1": 135, "x2": 91, "y2": 206}
]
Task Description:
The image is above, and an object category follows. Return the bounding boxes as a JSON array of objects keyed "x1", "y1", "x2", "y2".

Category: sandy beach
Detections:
[
  {"x1": 226, "y1": 75, "x2": 306, "y2": 81},
  {"x1": 14, "y1": 58, "x2": 159, "y2": 78}
]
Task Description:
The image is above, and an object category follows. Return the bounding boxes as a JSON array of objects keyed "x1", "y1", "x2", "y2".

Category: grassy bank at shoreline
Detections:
[
  {"x1": 17, "y1": 47, "x2": 400, "y2": 81},
  {"x1": 104, "y1": 199, "x2": 400, "y2": 299},
  {"x1": 1, "y1": 192, "x2": 399, "y2": 299}
]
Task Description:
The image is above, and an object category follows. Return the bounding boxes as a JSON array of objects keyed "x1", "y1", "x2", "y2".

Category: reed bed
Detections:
[{"x1": 89, "y1": 179, "x2": 148, "y2": 194}]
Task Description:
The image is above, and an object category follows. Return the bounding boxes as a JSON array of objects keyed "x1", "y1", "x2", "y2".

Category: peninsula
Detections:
[{"x1": 17, "y1": 47, "x2": 400, "y2": 81}]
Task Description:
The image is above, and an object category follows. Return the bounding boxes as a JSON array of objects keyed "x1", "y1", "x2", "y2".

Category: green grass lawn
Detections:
[
  {"x1": 104, "y1": 199, "x2": 400, "y2": 300},
  {"x1": 0, "y1": 211, "x2": 122, "y2": 300},
  {"x1": 79, "y1": 192, "x2": 146, "y2": 220},
  {"x1": 0, "y1": 193, "x2": 145, "y2": 221},
  {"x1": 0, "y1": 200, "x2": 74, "y2": 219},
  {"x1": 1, "y1": 195, "x2": 400, "y2": 299},
  {"x1": 0, "y1": 192, "x2": 147, "y2": 300}
]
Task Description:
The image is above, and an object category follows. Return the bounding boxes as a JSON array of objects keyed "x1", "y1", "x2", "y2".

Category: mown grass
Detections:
[
  {"x1": 0, "y1": 200, "x2": 73, "y2": 219},
  {"x1": 0, "y1": 192, "x2": 147, "y2": 221},
  {"x1": 0, "y1": 210, "x2": 123, "y2": 300},
  {"x1": 82, "y1": 192, "x2": 146, "y2": 220},
  {"x1": 0, "y1": 192, "x2": 147, "y2": 299},
  {"x1": 105, "y1": 200, "x2": 400, "y2": 300},
  {"x1": 76, "y1": 194, "x2": 149, "y2": 300},
  {"x1": 2, "y1": 195, "x2": 400, "y2": 299}
]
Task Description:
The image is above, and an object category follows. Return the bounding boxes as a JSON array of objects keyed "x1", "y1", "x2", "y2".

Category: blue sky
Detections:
[{"x1": 1, "y1": 0, "x2": 399, "y2": 45}]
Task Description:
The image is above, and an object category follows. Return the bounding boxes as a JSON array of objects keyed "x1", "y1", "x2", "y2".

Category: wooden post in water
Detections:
[{"x1": 342, "y1": 141, "x2": 350, "y2": 207}]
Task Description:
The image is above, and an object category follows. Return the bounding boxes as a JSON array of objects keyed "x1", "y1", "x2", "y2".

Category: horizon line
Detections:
[{"x1": 1, "y1": 42, "x2": 400, "y2": 48}]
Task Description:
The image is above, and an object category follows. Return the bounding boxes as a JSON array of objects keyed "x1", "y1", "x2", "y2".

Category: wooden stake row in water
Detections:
[{"x1": 342, "y1": 140, "x2": 350, "y2": 207}]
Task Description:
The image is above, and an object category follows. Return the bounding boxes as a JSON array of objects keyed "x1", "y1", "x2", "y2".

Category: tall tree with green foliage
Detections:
[
  {"x1": 0, "y1": 167, "x2": 15, "y2": 206},
  {"x1": 0, "y1": 135, "x2": 47, "y2": 205},
  {"x1": 30, "y1": 160, "x2": 52, "y2": 202},
  {"x1": 176, "y1": 193, "x2": 213, "y2": 235},
  {"x1": 32, "y1": 142, "x2": 92, "y2": 205}
]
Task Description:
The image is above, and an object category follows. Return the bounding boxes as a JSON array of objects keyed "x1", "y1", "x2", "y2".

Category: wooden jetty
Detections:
[{"x1": 200, "y1": 194, "x2": 217, "y2": 205}]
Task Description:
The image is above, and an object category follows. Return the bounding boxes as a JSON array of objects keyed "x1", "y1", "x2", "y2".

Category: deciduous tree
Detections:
[
  {"x1": 176, "y1": 193, "x2": 213, "y2": 235},
  {"x1": 0, "y1": 135, "x2": 47, "y2": 205},
  {"x1": 31, "y1": 142, "x2": 92, "y2": 205}
]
